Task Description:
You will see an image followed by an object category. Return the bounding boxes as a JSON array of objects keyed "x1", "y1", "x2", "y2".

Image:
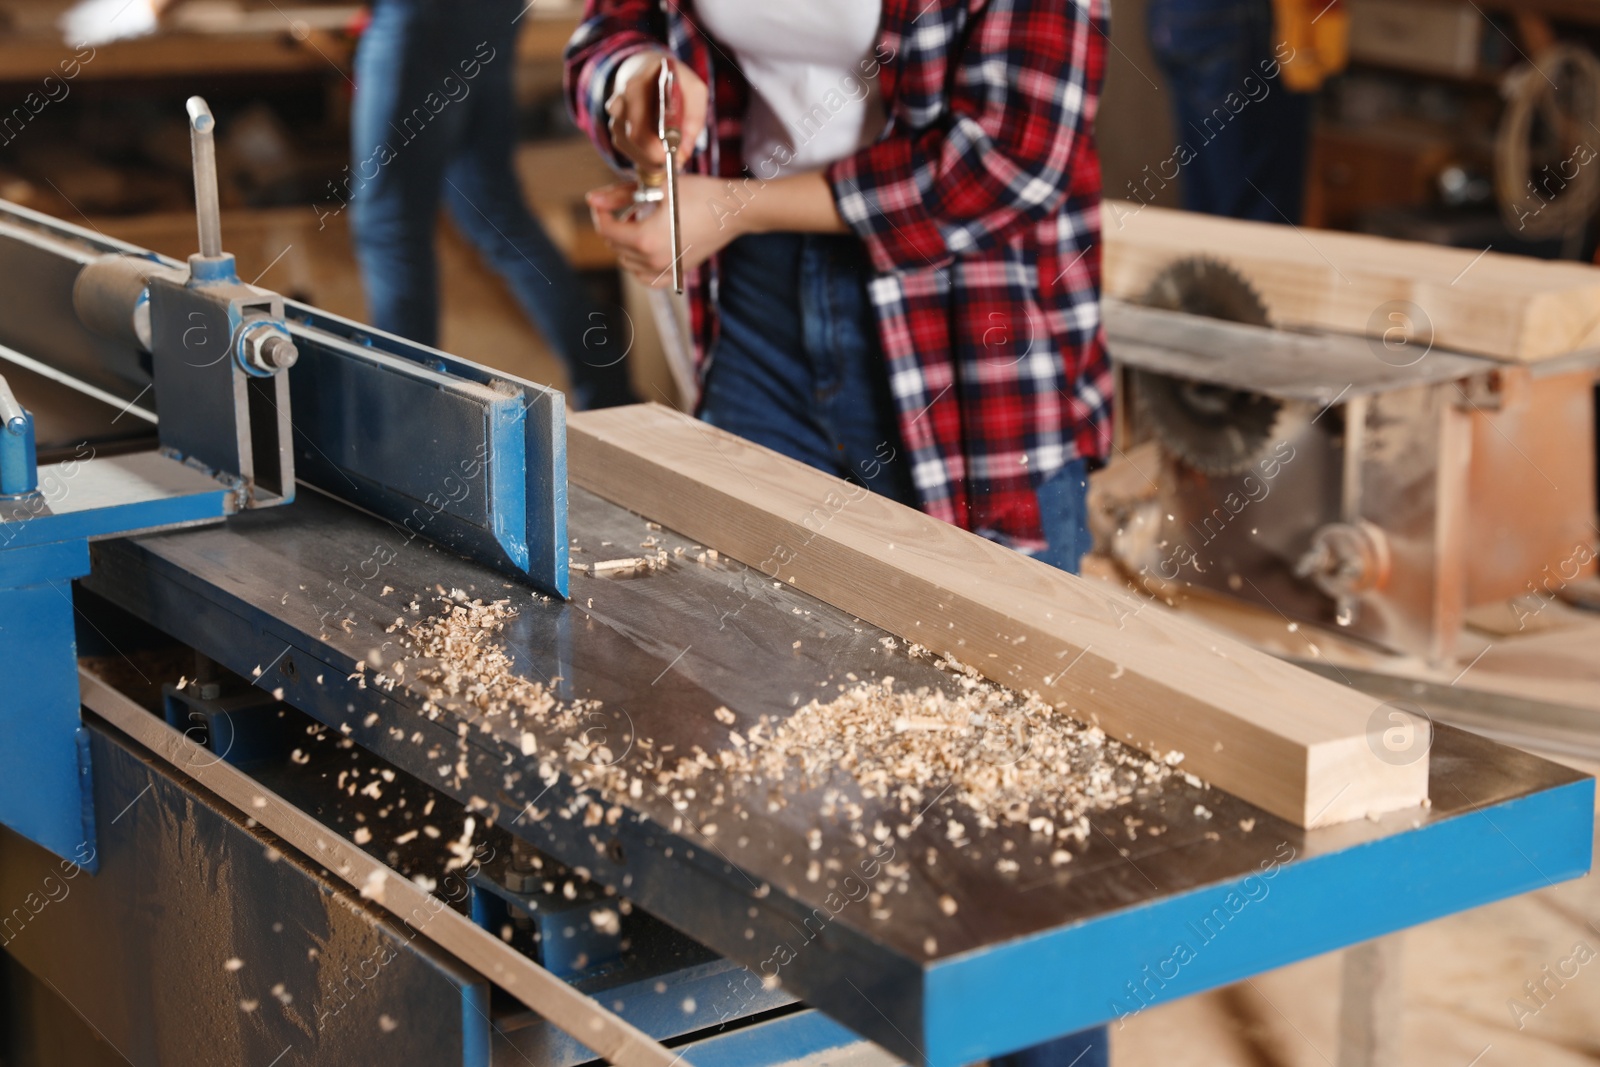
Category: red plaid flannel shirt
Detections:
[{"x1": 566, "y1": 0, "x2": 1112, "y2": 549}]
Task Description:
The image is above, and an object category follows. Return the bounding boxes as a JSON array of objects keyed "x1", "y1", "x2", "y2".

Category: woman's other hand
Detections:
[{"x1": 587, "y1": 175, "x2": 744, "y2": 288}]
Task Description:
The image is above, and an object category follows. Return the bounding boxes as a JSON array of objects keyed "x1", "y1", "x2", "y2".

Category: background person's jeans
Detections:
[
  {"x1": 350, "y1": 0, "x2": 634, "y2": 409},
  {"x1": 1147, "y1": 0, "x2": 1313, "y2": 223}
]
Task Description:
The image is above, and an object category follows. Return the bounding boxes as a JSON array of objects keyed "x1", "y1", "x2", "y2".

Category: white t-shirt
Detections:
[{"x1": 694, "y1": 0, "x2": 887, "y2": 178}]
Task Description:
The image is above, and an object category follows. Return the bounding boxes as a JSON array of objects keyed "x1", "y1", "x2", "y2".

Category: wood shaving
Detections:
[
  {"x1": 720, "y1": 657, "x2": 1182, "y2": 840},
  {"x1": 588, "y1": 557, "x2": 647, "y2": 575},
  {"x1": 383, "y1": 597, "x2": 1186, "y2": 881}
]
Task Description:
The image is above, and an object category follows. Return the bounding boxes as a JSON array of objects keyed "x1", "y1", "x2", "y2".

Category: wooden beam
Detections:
[
  {"x1": 568, "y1": 404, "x2": 1430, "y2": 829},
  {"x1": 1102, "y1": 201, "x2": 1600, "y2": 363}
]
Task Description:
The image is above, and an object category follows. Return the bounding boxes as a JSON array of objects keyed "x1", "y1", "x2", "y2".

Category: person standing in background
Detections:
[
  {"x1": 350, "y1": 0, "x2": 637, "y2": 410},
  {"x1": 1147, "y1": 0, "x2": 1347, "y2": 222}
]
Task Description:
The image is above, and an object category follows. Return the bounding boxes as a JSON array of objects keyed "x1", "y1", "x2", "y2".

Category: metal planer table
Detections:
[{"x1": 79, "y1": 481, "x2": 1593, "y2": 1066}]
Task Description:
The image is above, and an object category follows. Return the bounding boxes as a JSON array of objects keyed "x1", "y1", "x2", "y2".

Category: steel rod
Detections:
[{"x1": 185, "y1": 96, "x2": 223, "y2": 259}]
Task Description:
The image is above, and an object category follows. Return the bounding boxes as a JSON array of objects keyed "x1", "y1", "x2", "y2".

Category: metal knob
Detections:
[
  {"x1": 0, "y1": 374, "x2": 39, "y2": 498},
  {"x1": 1, "y1": 399, "x2": 26, "y2": 439}
]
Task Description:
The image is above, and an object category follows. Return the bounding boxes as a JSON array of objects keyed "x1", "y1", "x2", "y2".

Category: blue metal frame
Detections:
[
  {"x1": 0, "y1": 455, "x2": 235, "y2": 551},
  {"x1": 922, "y1": 778, "x2": 1595, "y2": 1066},
  {"x1": 0, "y1": 723, "x2": 494, "y2": 1065},
  {"x1": 0, "y1": 540, "x2": 95, "y2": 868},
  {"x1": 285, "y1": 305, "x2": 568, "y2": 598},
  {"x1": 287, "y1": 330, "x2": 565, "y2": 596},
  {"x1": 86, "y1": 511, "x2": 1598, "y2": 1067},
  {"x1": 0, "y1": 451, "x2": 236, "y2": 865}
]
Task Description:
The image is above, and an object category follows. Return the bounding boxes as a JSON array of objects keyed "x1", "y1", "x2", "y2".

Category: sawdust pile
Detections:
[
  {"x1": 723, "y1": 652, "x2": 1184, "y2": 845},
  {"x1": 386, "y1": 594, "x2": 615, "y2": 764},
  {"x1": 385, "y1": 596, "x2": 1184, "y2": 854},
  {"x1": 394, "y1": 596, "x2": 558, "y2": 719}
]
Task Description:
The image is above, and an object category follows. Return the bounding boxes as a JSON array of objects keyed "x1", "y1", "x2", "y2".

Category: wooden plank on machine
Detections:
[
  {"x1": 568, "y1": 404, "x2": 1429, "y2": 829},
  {"x1": 1101, "y1": 201, "x2": 1600, "y2": 363}
]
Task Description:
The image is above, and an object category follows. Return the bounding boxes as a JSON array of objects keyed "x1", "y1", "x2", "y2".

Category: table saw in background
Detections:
[
  {"x1": 0, "y1": 107, "x2": 1591, "y2": 1067},
  {"x1": 1094, "y1": 202, "x2": 1600, "y2": 761}
]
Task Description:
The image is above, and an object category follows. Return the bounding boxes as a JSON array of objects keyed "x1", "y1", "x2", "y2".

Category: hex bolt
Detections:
[
  {"x1": 261, "y1": 334, "x2": 298, "y2": 371},
  {"x1": 238, "y1": 321, "x2": 299, "y2": 375},
  {"x1": 505, "y1": 838, "x2": 540, "y2": 894}
]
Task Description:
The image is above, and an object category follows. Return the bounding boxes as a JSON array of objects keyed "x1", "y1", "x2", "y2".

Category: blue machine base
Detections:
[{"x1": 0, "y1": 539, "x2": 96, "y2": 870}]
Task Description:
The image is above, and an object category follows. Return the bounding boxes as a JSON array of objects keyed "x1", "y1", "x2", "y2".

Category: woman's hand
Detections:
[
  {"x1": 587, "y1": 175, "x2": 745, "y2": 288},
  {"x1": 605, "y1": 53, "x2": 707, "y2": 171}
]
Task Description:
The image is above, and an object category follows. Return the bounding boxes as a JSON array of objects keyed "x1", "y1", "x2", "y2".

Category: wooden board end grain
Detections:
[
  {"x1": 569, "y1": 404, "x2": 1430, "y2": 829},
  {"x1": 1102, "y1": 201, "x2": 1600, "y2": 362}
]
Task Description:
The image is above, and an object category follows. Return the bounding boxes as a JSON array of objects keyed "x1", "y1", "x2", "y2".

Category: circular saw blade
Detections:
[
  {"x1": 1133, "y1": 256, "x2": 1284, "y2": 476},
  {"x1": 1141, "y1": 256, "x2": 1271, "y2": 326}
]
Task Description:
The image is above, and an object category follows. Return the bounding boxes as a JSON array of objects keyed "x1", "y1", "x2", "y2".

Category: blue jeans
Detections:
[
  {"x1": 350, "y1": 0, "x2": 635, "y2": 409},
  {"x1": 703, "y1": 232, "x2": 1094, "y2": 574},
  {"x1": 1147, "y1": 0, "x2": 1313, "y2": 223},
  {"x1": 702, "y1": 233, "x2": 918, "y2": 503},
  {"x1": 704, "y1": 233, "x2": 1106, "y2": 1067}
]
